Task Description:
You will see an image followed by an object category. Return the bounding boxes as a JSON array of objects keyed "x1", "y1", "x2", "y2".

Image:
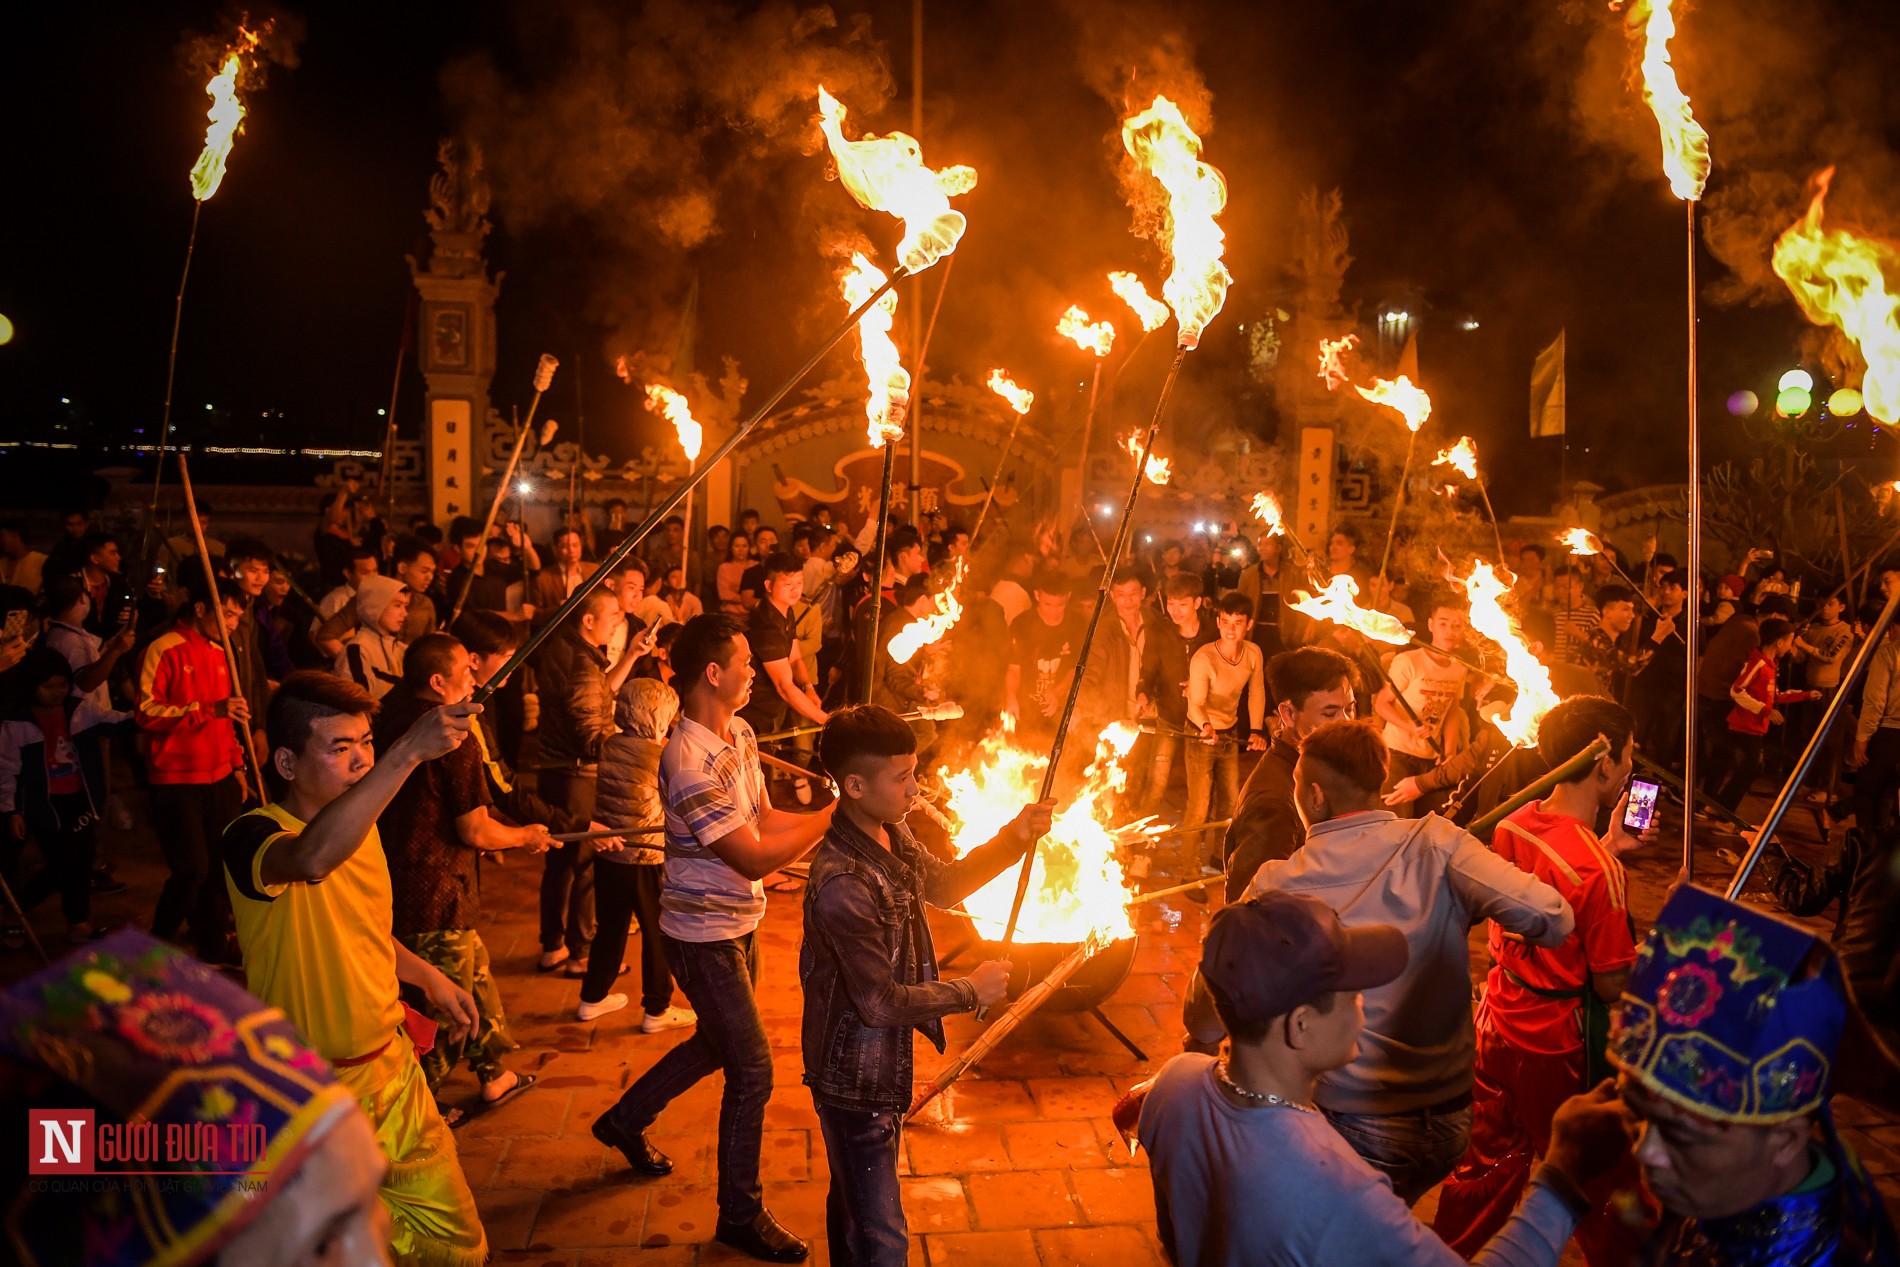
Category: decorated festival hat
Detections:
[
  {"x1": 1609, "y1": 885, "x2": 1844, "y2": 1123},
  {"x1": 0, "y1": 930, "x2": 357, "y2": 1267}
]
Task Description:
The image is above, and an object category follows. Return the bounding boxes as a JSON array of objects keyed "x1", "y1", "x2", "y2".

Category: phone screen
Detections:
[{"x1": 1624, "y1": 779, "x2": 1660, "y2": 832}]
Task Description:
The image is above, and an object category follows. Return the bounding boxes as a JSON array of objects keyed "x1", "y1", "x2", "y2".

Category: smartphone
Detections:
[{"x1": 1624, "y1": 779, "x2": 1661, "y2": 832}]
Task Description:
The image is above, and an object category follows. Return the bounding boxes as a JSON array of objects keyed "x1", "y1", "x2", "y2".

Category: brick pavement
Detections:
[{"x1": 5, "y1": 762, "x2": 1899, "y2": 1265}]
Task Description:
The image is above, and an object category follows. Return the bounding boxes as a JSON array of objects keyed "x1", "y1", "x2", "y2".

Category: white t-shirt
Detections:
[{"x1": 1382, "y1": 647, "x2": 1470, "y2": 759}]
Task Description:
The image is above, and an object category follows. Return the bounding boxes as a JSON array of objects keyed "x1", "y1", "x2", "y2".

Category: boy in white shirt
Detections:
[{"x1": 1185, "y1": 593, "x2": 1267, "y2": 871}]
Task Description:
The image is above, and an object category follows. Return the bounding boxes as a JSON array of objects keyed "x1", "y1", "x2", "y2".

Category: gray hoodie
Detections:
[{"x1": 595, "y1": 677, "x2": 679, "y2": 866}]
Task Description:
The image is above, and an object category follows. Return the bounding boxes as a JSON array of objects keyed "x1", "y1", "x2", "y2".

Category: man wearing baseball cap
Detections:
[{"x1": 1132, "y1": 890, "x2": 1630, "y2": 1265}]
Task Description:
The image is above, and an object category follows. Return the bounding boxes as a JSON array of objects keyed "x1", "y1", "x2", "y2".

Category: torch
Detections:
[
  {"x1": 1560, "y1": 528, "x2": 1678, "y2": 634},
  {"x1": 643, "y1": 385, "x2": 704, "y2": 590},
  {"x1": 1058, "y1": 304, "x2": 1117, "y2": 545},
  {"x1": 1433, "y1": 437, "x2": 1507, "y2": 563},
  {"x1": 450, "y1": 355, "x2": 559, "y2": 627},
  {"x1": 150, "y1": 25, "x2": 268, "y2": 525},
  {"x1": 1628, "y1": 0, "x2": 1709, "y2": 880},
  {"x1": 470, "y1": 87, "x2": 972, "y2": 704},
  {"x1": 1285, "y1": 575, "x2": 1441, "y2": 758},
  {"x1": 1359, "y1": 375, "x2": 1433, "y2": 585},
  {"x1": 971, "y1": 370, "x2": 1033, "y2": 548},
  {"x1": 1108, "y1": 269, "x2": 1171, "y2": 380},
  {"x1": 993, "y1": 94, "x2": 1230, "y2": 961}
]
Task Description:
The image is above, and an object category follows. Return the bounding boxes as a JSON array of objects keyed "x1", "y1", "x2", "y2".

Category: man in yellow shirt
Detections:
[{"x1": 220, "y1": 669, "x2": 488, "y2": 1267}]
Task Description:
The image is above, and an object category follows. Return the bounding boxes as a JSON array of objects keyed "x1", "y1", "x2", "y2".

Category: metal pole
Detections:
[
  {"x1": 150, "y1": 201, "x2": 204, "y2": 519},
  {"x1": 1683, "y1": 198, "x2": 1701, "y2": 883},
  {"x1": 1377, "y1": 429, "x2": 1419, "y2": 585},
  {"x1": 472, "y1": 269, "x2": 908, "y2": 702},
  {"x1": 1726, "y1": 583, "x2": 1900, "y2": 899},
  {"x1": 176, "y1": 454, "x2": 268, "y2": 799}
]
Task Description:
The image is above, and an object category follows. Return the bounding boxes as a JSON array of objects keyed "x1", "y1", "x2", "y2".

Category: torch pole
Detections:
[
  {"x1": 1683, "y1": 197, "x2": 1702, "y2": 883},
  {"x1": 997, "y1": 345, "x2": 1189, "y2": 956},
  {"x1": 177, "y1": 454, "x2": 267, "y2": 800},
  {"x1": 377, "y1": 341, "x2": 407, "y2": 522},
  {"x1": 472, "y1": 269, "x2": 909, "y2": 702},
  {"x1": 863, "y1": 439, "x2": 903, "y2": 701},
  {"x1": 681, "y1": 485, "x2": 695, "y2": 593},
  {"x1": 149, "y1": 201, "x2": 204, "y2": 525},
  {"x1": 1076, "y1": 360, "x2": 1107, "y2": 559},
  {"x1": 1466, "y1": 737, "x2": 1612, "y2": 841},
  {"x1": 1476, "y1": 478, "x2": 1508, "y2": 566},
  {"x1": 1726, "y1": 582, "x2": 1900, "y2": 899},
  {"x1": 969, "y1": 406, "x2": 1026, "y2": 550},
  {"x1": 449, "y1": 410, "x2": 542, "y2": 628},
  {"x1": 1377, "y1": 429, "x2": 1420, "y2": 586}
]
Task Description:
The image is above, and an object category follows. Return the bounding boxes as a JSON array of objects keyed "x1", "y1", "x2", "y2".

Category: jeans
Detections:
[
  {"x1": 1323, "y1": 1103, "x2": 1475, "y2": 1207},
  {"x1": 816, "y1": 1104, "x2": 908, "y2": 1267},
  {"x1": 1383, "y1": 750, "x2": 1444, "y2": 820},
  {"x1": 1713, "y1": 731, "x2": 1765, "y2": 813},
  {"x1": 4, "y1": 791, "x2": 97, "y2": 925},
  {"x1": 1144, "y1": 730, "x2": 1180, "y2": 816},
  {"x1": 1182, "y1": 736, "x2": 1239, "y2": 862},
  {"x1": 605, "y1": 931, "x2": 772, "y2": 1223},
  {"x1": 538, "y1": 770, "x2": 597, "y2": 958},
  {"x1": 151, "y1": 776, "x2": 242, "y2": 960},
  {"x1": 586, "y1": 862, "x2": 674, "y2": 1013}
]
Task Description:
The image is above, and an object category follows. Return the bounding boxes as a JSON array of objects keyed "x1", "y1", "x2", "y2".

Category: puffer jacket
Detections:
[
  {"x1": 595, "y1": 678, "x2": 678, "y2": 866},
  {"x1": 533, "y1": 625, "x2": 616, "y2": 769}
]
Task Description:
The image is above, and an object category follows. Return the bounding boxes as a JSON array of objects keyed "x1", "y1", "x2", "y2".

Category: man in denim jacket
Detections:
[{"x1": 801, "y1": 704, "x2": 1053, "y2": 1267}]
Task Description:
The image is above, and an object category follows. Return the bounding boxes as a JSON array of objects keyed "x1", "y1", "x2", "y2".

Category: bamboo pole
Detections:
[
  {"x1": 377, "y1": 338, "x2": 406, "y2": 522},
  {"x1": 450, "y1": 355, "x2": 558, "y2": 626},
  {"x1": 968, "y1": 405, "x2": 1027, "y2": 550},
  {"x1": 1465, "y1": 737, "x2": 1611, "y2": 841},
  {"x1": 1683, "y1": 198, "x2": 1701, "y2": 883},
  {"x1": 471, "y1": 269, "x2": 909, "y2": 702},
  {"x1": 863, "y1": 439, "x2": 903, "y2": 701},
  {"x1": 907, "y1": 937, "x2": 1100, "y2": 1120},
  {"x1": 1726, "y1": 582, "x2": 1900, "y2": 898},
  {"x1": 149, "y1": 202, "x2": 204, "y2": 520},
  {"x1": 176, "y1": 454, "x2": 267, "y2": 799},
  {"x1": 1126, "y1": 873, "x2": 1226, "y2": 906},
  {"x1": 1376, "y1": 429, "x2": 1420, "y2": 585},
  {"x1": 756, "y1": 702, "x2": 960, "y2": 745}
]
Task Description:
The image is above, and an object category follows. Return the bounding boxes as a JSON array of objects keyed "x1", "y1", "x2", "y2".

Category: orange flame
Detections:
[
  {"x1": 189, "y1": 26, "x2": 264, "y2": 202},
  {"x1": 1356, "y1": 375, "x2": 1433, "y2": 432},
  {"x1": 1121, "y1": 97, "x2": 1231, "y2": 350},
  {"x1": 817, "y1": 87, "x2": 976, "y2": 275},
  {"x1": 1058, "y1": 305, "x2": 1116, "y2": 357},
  {"x1": 1434, "y1": 436, "x2": 1479, "y2": 480},
  {"x1": 1771, "y1": 168, "x2": 1900, "y2": 425},
  {"x1": 986, "y1": 369, "x2": 1034, "y2": 415},
  {"x1": 1122, "y1": 430, "x2": 1171, "y2": 485},
  {"x1": 840, "y1": 253, "x2": 909, "y2": 448},
  {"x1": 1561, "y1": 527, "x2": 1602, "y2": 556},
  {"x1": 1318, "y1": 333, "x2": 1358, "y2": 391},
  {"x1": 1107, "y1": 271, "x2": 1171, "y2": 333},
  {"x1": 642, "y1": 385, "x2": 703, "y2": 463},
  {"x1": 1627, "y1": 0, "x2": 1710, "y2": 202},
  {"x1": 1288, "y1": 574, "x2": 1410, "y2": 645},
  {"x1": 1250, "y1": 492, "x2": 1286, "y2": 536},
  {"x1": 1463, "y1": 562, "x2": 1561, "y2": 747},
  {"x1": 942, "y1": 722, "x2": 1139, "y2": 942},
  {"x1": 888, "y1": 559, "x2": 966, "y2": 665}
]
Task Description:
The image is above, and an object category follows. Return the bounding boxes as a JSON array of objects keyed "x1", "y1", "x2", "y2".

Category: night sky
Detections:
[{"x1": 4, "y1": 0, "x2": 1898, "y2": 515}]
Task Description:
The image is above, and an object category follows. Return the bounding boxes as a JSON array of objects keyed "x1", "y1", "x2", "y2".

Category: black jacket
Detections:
[
  {"x1": 1222, "y1": 734, "x2": 1302, "y2": 901},
  {"x1": 1138, "y1": 615, "x2": 1217, "y2": 727},
  {"x1": 800, "y1": 813, "x2": 1026, "y2": 1112},
  {"x1": 532, "y1": 627, "x2": 615, "y2": 769},
  {"x1": 1774, "y1": 826, "x2": 1900, "y2": 1028}
]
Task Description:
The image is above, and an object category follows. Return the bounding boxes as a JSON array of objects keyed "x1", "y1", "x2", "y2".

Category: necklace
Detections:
[{"x1": 1214, "y1": 1060, "x2": 1317, "y2": 1113}]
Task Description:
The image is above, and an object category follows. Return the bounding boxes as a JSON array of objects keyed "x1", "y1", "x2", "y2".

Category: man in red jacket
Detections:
[{"x1": 138, "y1": 571, "x2": 250, "y2": 962}]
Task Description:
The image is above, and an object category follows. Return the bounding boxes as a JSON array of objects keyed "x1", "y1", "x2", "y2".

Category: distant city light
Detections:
[
  {"x1": 204, "y1": 403, "x2": 213, "y2": 411},
  {"x1": 58, "y1": 396, "x2": 70, "y2": 405},
  {"x1": 1461, "y1": 318, "x2": 1480, "y2": 331},
  {"x1": 377, "y1": 408, "x2": 387, "y2": 417},
  {"x1": 516, "y1": 481, "x2": 532, "y2": 496}
]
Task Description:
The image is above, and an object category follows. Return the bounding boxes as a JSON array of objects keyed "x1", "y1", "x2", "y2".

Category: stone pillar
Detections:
[{"x1": 411, "y1": 141, "x2": 501, "y2": 529}]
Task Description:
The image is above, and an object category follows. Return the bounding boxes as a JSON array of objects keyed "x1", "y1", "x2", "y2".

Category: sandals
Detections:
[{"x1": 454, "y1": 1073, "x2": 537, "y2": 1126}]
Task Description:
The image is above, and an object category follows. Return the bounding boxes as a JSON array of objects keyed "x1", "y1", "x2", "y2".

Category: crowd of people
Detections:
[{"x1": 1, "y1": 487, "x2": 1898, "y2": 1266}]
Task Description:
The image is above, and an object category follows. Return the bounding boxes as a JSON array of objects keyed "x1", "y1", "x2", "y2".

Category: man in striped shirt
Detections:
[
  {"x1": 1433, "y1": 695, "x2": 1653, "y2": 1263},
  {"x1": 593, "y1": 613, "x2": 833, "y2": 1264}
]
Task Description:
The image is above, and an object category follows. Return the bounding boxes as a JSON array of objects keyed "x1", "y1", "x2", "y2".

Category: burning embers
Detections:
[{"x1": 938, "y1": 723, "x2": 1140, "y2": 944}]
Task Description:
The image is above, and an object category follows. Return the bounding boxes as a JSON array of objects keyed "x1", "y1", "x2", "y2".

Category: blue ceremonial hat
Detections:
[{"x1": 1609, "y1": 885, "x2": 1843, "y2": 1123}]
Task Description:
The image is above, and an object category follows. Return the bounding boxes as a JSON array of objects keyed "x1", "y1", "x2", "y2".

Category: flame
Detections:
[
  {"x1": 1318, "y1": 333, "x2": 1358, "y2": 391},
  {"x1": 1108, "y1": 271, "x2": 1171, "y2": 333},
  {"x1": 642, "y1": 385, "x2": 703, "y2": 462},
  {"x1": 888, "y1": 559, "x2": 966, "y2": 665},
  {"x1": 987, "y1": 369, "x2": 1034, "y2": 415},
  {"x1": 816, "y1": 87, "x2": 976, "y2": 275},
  {"x1": 1561, "y1": 527, "x2": 1602, "y2": 556},
  {"x1": 1058, "y1": 305, "x2": 1116, "y2": 357},
  {"x1": 1120, "y1": 97, "x2": 1231, "y2": 350},
  {"x1": 1626, "y1": 0, "x2": 1710, "y2": 202},
  {"x1": 1122, "y1": 430, "x2": 1171, "y2": 484},
  {"x1": 1250, "y1": 492, "x2": 1286, "y2": 536},
  {"x1": 189, "y1": 27, "x2": 264, "y2": 202},
  {"x1": 1462, "y1": 562, "x2": 1561, "y2": 747},
  {"x1": 1288, "y1": 574, "x2": 1410, "y2": 645},
  {"x1": 1356, "y1": 376, "x2": 1433, "y2": 431},
  {"x1": 1771, "y1": 168, "x2": 1900, "y2": 425},
  {"x1": 840, "y1": 253, "x2": 909, "y2": 447},
  {"x1": 942, "y1": 722, "x2": 1140, "y2": 943},
  {"x1": 1434, "y1": 436, "x2": 1479, "y2": 480}
]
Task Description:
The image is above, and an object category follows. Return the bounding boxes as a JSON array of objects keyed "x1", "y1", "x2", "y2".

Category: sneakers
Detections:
[
  {"x1": 591, "y1": 1115, "x2": 673, "y2": 1176},
  {"x1": 106, "y1": 795, "x2": 133, "y2": 832},
  {"x1": 577, "y1": 993, "x2": 628, "y2": 1022},
  {"x1": 714, "y1": 1210, "x2": 810, "y2": 1263},
  {"x1": 641, "y1": 1006, "x2": 697, "y2": 1034}
]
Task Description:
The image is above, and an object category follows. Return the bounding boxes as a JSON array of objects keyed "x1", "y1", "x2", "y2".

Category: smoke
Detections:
[
  {"x1": 442, "y1": 0, "x2": 895, "y2": 368},
  {"x1": 178, "y1": 5, "x2": 305, "y2": 87}
]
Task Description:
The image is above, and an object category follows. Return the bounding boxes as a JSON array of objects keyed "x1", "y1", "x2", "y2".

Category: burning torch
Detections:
[
  {"x1": 971, "y1": 370, "x2": 1034, "y2": 549},
  {"x1": 644, "y1": 385, "x2": 704, "y2": 589},
  {"x1": 1432, "y1": 436, "x2": 1507, "y2": 563}
]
